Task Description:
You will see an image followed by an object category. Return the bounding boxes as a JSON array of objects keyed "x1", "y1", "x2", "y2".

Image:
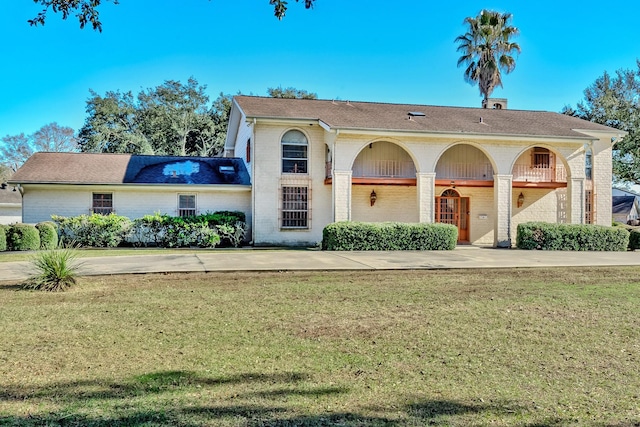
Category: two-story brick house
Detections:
[{"x1": 224, "y1": 96, "x2": 623, "y2": 247}]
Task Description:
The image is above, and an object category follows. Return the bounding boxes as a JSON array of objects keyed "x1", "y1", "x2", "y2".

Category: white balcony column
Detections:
[
  {"x1": 494, "y1": 174, "x2": 513, "y2": 248},
  {"x1": 417, "y1": 172, "x2": 436, "y2": 223},
  {"x1": 332, "y1": 170, "x2": 352, "y2": 222},
  {"x1": 568, "y1": 177, "x2": 585, "y2": 224}
]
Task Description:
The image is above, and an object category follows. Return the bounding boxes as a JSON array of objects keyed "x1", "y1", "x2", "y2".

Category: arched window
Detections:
[
  {"x1": 441, "y1": 189, "x2": 460, "y2": 197},
  {"x1": 282, "y1": 130, "x2": 308, "y2": 174}
]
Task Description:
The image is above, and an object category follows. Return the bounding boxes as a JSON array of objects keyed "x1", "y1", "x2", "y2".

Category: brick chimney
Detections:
[{"x1": 482, "y1": 98, "x2": 508, "y2": 109}]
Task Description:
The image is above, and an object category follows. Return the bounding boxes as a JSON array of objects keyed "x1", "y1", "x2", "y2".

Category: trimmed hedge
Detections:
[
  {"x1": 128, "y1": 211, "x2": 246, "y2": 248},
  {"x1": 322, "y1": 221, "x2": 458, "y2": 251},
  {"x1": 629, "y1": 229, "x2": 640, "y2": 250},
  {"x1": 0, "y1": 225, "x2": 7, "y2": 252},
  {"x1": 8, "y1": 224, "x2": 41, "y2": 251},
  {"x1": 516, "y1": 222, "x2": 629, "y2": 251},
  {"x1": 36, "y1": 221, "x2": 59, "y2": 250},
  {"x1": 52, "y1": 214, "x2": 132, "y2": 248}
]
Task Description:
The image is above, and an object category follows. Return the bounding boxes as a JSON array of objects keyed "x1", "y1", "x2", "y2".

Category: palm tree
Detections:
[{"x1": 455, "y1": 10, "x2": 521, "y2": 105}]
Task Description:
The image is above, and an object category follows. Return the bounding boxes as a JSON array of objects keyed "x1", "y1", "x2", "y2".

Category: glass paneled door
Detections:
[{"x1": 435, "y1": 189, "x2": 470, "y2": 242}]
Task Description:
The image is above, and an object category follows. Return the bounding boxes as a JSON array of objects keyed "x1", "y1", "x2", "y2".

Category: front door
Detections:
[{"x1": 435, "y1": 189, "x2": 470, "y2": 242}]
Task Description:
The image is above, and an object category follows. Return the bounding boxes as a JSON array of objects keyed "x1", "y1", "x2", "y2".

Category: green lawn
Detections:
[{"x1": 1, "y1": 268, "x2": 639, "y2": 426}]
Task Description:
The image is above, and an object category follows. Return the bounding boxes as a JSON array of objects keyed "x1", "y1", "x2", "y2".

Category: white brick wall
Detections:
[
  {"x1": 242, "y1": 118, "x2": 616, "y2": 247},
  {"x1": 0, "y1": 206, "x2": 21, "y2": 224},
  {"x1": 252, "y1": 124, "x2": 333, "y2": 246},
  {"x1": 352, "y1": 185, "x2": 418, "y2": 223},
  {"x1": 21, "y1": 185, "x2": 252, "y2": 235}
]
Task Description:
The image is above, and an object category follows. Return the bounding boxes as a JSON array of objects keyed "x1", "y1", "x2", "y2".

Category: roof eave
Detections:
[{"x1": 331, "y1": 126, "x2": 596, "y2": 142}]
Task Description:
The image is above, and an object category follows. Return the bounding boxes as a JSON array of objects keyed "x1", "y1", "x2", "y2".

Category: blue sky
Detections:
[{"x1": 1, "y1": 1, "x2": 639, "y2": 137}]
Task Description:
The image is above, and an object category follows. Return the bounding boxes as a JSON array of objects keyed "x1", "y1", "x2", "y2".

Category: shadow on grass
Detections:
[
  {"x1": 0, "y1": 371, "x2": 581, "y2": 426},
  {"x1": 0, "y1": 370, "x2": 310, "y2": 402},
  {"x1": 407, "y1": 398, "x2": 527, "y2": 418}
]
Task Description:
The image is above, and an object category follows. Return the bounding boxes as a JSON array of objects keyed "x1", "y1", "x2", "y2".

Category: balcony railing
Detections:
[
  {"x1": 435, "y1": 162, "x2": 494, "y2": 180},
  {"x1": 512, "y1": 164, "x2": 567, "y2": 183},
  {"x1": 353, "y1": 160, "x2": 416, "y2": 178}
]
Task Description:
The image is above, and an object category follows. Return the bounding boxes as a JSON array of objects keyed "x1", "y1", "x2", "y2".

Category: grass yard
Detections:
[{"x1": 0, "y1": 268, "x2": 639, "y2": 426}]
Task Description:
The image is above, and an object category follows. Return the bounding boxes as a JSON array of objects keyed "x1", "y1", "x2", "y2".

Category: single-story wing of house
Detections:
[
  {"x1": 8, "y1": 152, "x2": 252, "y2": 230},
  {"x1": 0, "y1": 182, "x2": 22, "y2": 225},
  {"x1": 612, "y1": 196, "x2": 640, "y2": 224},
  {"x1": 223, "y1": 96, "x2": 623, "y2": 247}
]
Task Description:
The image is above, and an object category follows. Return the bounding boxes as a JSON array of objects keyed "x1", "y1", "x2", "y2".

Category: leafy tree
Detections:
[
  {"x1": 267, "y1": 86, "x2": 318, "y2": 99},
  {"x1": 28, "y1": 0, "x2": 315, "y2": 31},
  {"x1": 78, "y1": 78, "x2": 229, "y2": 157},
  {"x1": 137, "y1": 78, "x2": 214, "y2": 156},
  {"x1": 564, "y1": 61, "x2": 640, "y2": 184},
  {"x1": 1, "y1": 123, "x2": 77, "y2": 172},
  {"x1": 78, "y1": 90, "x2": 152, "y2": 154},
  {"x1": 455, "y1": 9, "x2": 520, "y2": 104}
]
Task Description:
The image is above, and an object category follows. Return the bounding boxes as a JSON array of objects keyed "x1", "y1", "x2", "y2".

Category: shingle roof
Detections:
[
  {"x1": 612, "y1": 196, "x2": 637, "y2": 215},
  {"x1": 9, "y1": 153, "x2": 251, "y2": 186},
  {"x1": 234, "y1": 96, "x2": 617, "y2": 139}
]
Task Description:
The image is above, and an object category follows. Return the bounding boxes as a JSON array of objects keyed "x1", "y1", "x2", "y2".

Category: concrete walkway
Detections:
[{"x1": 1, "y1": 247, "x2": 639, "y2": 282}]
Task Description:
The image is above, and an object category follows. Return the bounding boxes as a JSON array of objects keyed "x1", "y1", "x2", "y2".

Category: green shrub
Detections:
[
  {"x1": 36, "y1": 221, "x2": 59, "y2": 250},
  {"x1": 53, "y1": 214, "x2": 131, "y2": 248},
  {"x1": 322, "y1": 222, "x2": 458, "y2": 251},
  {"x1": 629, "y1": 229, "x2": 640, "y2": 250},
  {"x1": 7, "y1": 224, "x2": 41, "y2": 251},
  {"x1": 516, "y1": 222, "x2": 629, "y2": 251},
  {"x1": 129, "y1": 212, "x2": 246, "y2": 248},
  {"x1": 22, "y1": 248, "x2": 81, "y2": 292},
  {"x1": 197, "y1": 211, "x2": 246, "y2": 227},
  {"x1": 0, "y1": 225, "x2": 7, "y2": 252}
]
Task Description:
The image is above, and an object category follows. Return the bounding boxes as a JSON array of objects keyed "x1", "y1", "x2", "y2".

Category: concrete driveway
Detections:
[{"x1": 1, "y1": 247, "x2": 639, "y2": 282}]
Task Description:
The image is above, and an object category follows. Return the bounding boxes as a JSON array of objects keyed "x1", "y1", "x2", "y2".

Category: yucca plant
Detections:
[{"x1": 22, "y1": 248, "x2": 82, "y2": 292}]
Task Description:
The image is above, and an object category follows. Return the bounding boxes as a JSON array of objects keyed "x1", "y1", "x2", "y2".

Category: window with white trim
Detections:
[
  {"x1": 281, "y1": 186, "x2": 309, "y2": 228},
  {"x1": 282, "y1": 130, "x2": 308, "y2": 174},
  {"x1": 92, "y1": 193, "x2": 113, "y2": 215},
  {"x1": 178, "y1": 194, "x2": 196, "y2": 217}
]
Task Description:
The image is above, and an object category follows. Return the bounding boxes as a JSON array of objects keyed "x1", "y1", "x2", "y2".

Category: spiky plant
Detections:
[{"x1": 22, "y1": 248, "x2": 81, "y2": 292}]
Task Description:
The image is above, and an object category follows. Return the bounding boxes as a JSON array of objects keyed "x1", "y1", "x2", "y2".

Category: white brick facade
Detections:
[
  {"x1": 225, "y1": 97, "x2": 620, "y2": 247},
  {"x1": 20, "y1": 184, "x2": 252, "y2": 235}
]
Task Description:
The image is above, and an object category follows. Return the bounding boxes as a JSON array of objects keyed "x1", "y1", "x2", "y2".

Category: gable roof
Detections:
[
  {"x1": 9, "y1": 153, "x2": 251, "y2": 186},
  {"x1": 233, "y1": 96, "x2": 618, "y2": 140},
  {"x1": 612, "y1": 196, "x2": 638, "y2": 215}
]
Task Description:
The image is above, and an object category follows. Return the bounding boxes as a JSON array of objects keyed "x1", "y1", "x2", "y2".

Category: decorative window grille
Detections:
[
  {"x1": 178, "y1": 194, "x2": 196, "y2": 217},
  {"x1": 533, "y1": 147, "x2": 551, "y2": 169},
  {"x1": 585, "y1": 190, "x2": 594, "y2": 224},
  {"x1": 281, "y1": 130, "x2": 308, "y2": 174},
  {"x1": 281, "y1": 186, "x2": 309, "y2": 228},
  {"x1": 92, "y1": 193, "x2": 113, "y2": 215}
]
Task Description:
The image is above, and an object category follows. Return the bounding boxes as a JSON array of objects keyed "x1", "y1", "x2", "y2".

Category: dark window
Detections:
[
  {"x1": 533, "y1": 147, "x2": 550, "y2": 168},
  {"x1": 92, "y1": 193, "x2": 113, "y2": 215},
  {"x1": 585, "y1": 148, "x2": 593, "y2": 180},
  {"x1": 282, "y1": 130, "x2": 308, "y2": 174},
  {"x1": 282, "y1": 186, "x2": 308, "y2": 228}
]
